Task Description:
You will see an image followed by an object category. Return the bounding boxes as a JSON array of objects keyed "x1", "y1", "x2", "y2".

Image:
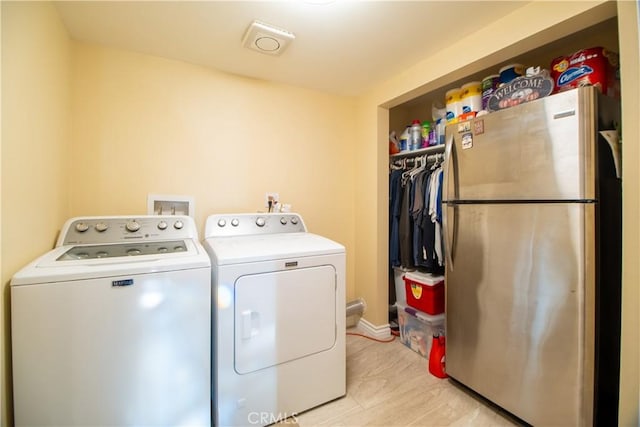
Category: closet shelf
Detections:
[{"x1": 390, "y1": 144, "x2": 445, "y2": 160}]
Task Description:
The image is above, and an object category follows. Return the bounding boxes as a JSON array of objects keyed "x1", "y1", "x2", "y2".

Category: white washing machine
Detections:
[
  {"x1": 11, "y1": 215, "x2": 211, "y2": 427},
  {"x1": 203, "y1": 213, "x2": 345, "y2": 427}
]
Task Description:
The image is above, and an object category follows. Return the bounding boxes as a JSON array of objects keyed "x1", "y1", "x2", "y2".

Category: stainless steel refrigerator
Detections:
[{"x1": 442, "y1": 86, "x2": 621, "y2": 426}]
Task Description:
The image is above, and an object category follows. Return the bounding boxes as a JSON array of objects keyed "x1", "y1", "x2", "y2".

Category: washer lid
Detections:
[
  {"x1": 204, "y1": 232, "x2": 344, "y2": 265},
  {"x1": 56, "y1": 240, "x2": 189, "y2": 260},
  {"x1": 10, "y1": 239, "x2": 210, "y2": 286}
]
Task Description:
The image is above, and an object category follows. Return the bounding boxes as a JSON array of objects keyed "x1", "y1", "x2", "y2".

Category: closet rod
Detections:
[
  {"x1": 391, "y1": 152, "x2": 443, "y2": 169},
  {"x1": 389, "y1": 144, "x2": 445, "y2": 160}
]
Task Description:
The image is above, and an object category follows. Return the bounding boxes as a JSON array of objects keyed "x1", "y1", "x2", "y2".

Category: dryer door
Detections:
[{"x1": 234, "y1": 265, "x2": 336, "y2": 374}]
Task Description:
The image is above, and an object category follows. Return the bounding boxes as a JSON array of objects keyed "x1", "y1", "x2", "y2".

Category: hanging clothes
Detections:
[
  {"x1": 420, "y1": 168, "x2": 438, "y2": 271},
  {"x1": 412, "y1": 168, "x2": 430, "y2": 268},
  {"x1": 399, "y1": 173, "x2": 414, "y2": 269},
  {"x1": 389, "y1": 153, "x2": 445, "y2": 274},
  {"x1": 428, "y1": 166, "x2": 444, "y2": 268},
  {"x1": 389, "y1": 168, "x2": 403, "y2": 267}
]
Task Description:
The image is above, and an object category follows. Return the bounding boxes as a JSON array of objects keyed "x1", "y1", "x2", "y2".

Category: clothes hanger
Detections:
[
  {"x1": 409, "y1": 156, "x2": 427, "y2": 181},
  {"x1": 402, "y1": 157, "x2": 420, "y2": 183},
  {"x1": 430, "y1": 153, "x2": 442, "y2": 170}
]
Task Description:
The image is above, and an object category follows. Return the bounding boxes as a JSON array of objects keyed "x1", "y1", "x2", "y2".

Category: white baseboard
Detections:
[{"x1": 357, "y1": 318, "x2": 391, "y2": 339}]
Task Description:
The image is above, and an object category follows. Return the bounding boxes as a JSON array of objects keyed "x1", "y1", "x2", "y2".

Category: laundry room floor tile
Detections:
[{"x1": 293, "y1": 331, "x2": 519, "y2": 427}]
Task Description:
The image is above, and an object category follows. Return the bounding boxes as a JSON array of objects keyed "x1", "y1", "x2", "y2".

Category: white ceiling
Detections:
[{"x1": 54, "y1": 1, "x2": 529, "y2": 97}]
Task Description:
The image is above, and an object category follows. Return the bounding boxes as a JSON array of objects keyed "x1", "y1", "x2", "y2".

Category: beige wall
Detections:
[
  {"x1": 1, "y1": 13, "x2": 357, "y2": 425},
  {"x1": 0, "y1": 1, "x2": 3, "y2": 423},
  {"x1": 355, "y1": 0, "x2": 638, "y2": 422},
  {"x1": 617, "y1": 1, "x2": 640, "y2": 424},
  {"x1": 1, "y1": 2, "x2": 72, "y2": 425},
  {"x1": 70, "y1": 43, "x2": 357, "y2": 294},
  {"x1": 2, "y1": 0, "x2": 637, "y2": 425},
  {"x1": 0, "y1": 2, "x2": 3, "y2": 422}
]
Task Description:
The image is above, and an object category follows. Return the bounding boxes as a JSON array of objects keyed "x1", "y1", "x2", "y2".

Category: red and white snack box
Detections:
[
  {"x1": 551, "y1": 47, "x2": 619, "y2": 97},
  {"x1": 403, "y1": 271, "x2": 444, "y2": 315}
]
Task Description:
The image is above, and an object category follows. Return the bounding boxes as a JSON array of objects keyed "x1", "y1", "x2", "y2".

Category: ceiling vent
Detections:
[{"x1": 242, "y1": 20, "x2": 295, "y2": 56}]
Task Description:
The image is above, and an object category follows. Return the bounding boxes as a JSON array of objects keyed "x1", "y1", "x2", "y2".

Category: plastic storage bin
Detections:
[
  {"x1": 397, "y1": 303, "x2": 445, "y2": 359},
  {"x1": 403, "y1": 271, "x2": 444, "y2": 315},
  {"x1": 393, "y1": 267, "x2": 413, "y2": 306}
]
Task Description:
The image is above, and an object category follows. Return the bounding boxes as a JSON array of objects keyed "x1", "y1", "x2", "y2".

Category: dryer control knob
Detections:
[
  {"x1": 157, "y1": 221, "x2": 168, "y2": 230},
  {"x1": 231, "y1": 218, "x2": 239, "y2": 227},
  {"x1": 256, "y1": 217, "x2": 266, "y2": 227},
  {"x1": 290, "y1": 217, "x2": 299, "y2": 225},
  {"x1": 280, "y1": 217, "x2": 288, "y2": 225},
  {"x1": 75, "y1": 222, "x2": 89, "y2": 232},
  {"x1": 173, "y1": 220, "x2": 184, "y2": 230},
  {"x1": 217, "y1": 219, "x2": 227, "y2": 227},
  {"x1": 126, "y1": 221, "x2": 141, "y2": 232},
  {"x1": 94, "y1": 222, "x2": 108, "y2": 232}
]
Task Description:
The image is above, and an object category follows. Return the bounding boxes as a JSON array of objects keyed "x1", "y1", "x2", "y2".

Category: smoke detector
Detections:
[{"x1": 242, "y1": 20, "x2": 295, "y2": 56}]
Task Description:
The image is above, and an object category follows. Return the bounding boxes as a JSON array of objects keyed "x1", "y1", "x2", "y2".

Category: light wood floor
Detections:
[{"x1": 291, "y1": 332, "x2": 522, "y2": 427}]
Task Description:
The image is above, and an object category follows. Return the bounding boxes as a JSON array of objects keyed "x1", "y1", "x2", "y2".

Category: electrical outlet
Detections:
[{"x1": 265, "y1": 192, "x2": 279, "y2": 209}]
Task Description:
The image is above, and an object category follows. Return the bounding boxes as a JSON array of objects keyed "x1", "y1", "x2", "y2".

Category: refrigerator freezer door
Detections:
[
  {"x1": 444, "y1": 87, "x2": 597, "y2": 202},
  {"x1": 445, "y1": 202, "x2": 595, "y2": 426}
]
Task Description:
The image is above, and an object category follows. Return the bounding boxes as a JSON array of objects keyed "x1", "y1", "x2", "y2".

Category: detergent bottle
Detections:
[
  {"x1": 428, "y1": 334, "x2": 448, "y2": 379},
  {"x1": 409, "y1": 120, "x2": 422, "y2": 151},
  {"x1": 421, "y1": 121, "x2": 431, "y2": 148},
  {"x1": 399, "y1": 126, "x2": 410, "y2": 152}
]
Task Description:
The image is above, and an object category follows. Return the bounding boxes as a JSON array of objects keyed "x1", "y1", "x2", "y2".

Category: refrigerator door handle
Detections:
[
  {"x1": 443, "y1": 133, "x2": 455, "y2": 270},
  {"x1": 444, "y1": 204, "x2": 455, "y2": 271},
  {"x1": 443, "y1": 133, "x2": 454, "y2": 202}
]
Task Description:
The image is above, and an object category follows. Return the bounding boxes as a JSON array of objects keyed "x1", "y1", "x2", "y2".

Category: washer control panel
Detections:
[
  {"x1": 59, "y1": 215, "x2": 197, "y2": 246},
  {"x1": 205, "y1": 213, "x2": 307, "y2": 237}
]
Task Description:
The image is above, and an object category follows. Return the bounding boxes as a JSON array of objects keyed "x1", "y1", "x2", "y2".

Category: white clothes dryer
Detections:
[
  {"x1": 203, "y1": 213, "x2": 345, "y2": 427},
  {"x1": 11, "y1": 215, "x2": 211, "y2": 427}
]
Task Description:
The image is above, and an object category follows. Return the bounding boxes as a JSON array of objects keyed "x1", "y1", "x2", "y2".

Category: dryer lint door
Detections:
[{"x1": 234, "y1": 265, "x2": 336, "y2": 374}]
